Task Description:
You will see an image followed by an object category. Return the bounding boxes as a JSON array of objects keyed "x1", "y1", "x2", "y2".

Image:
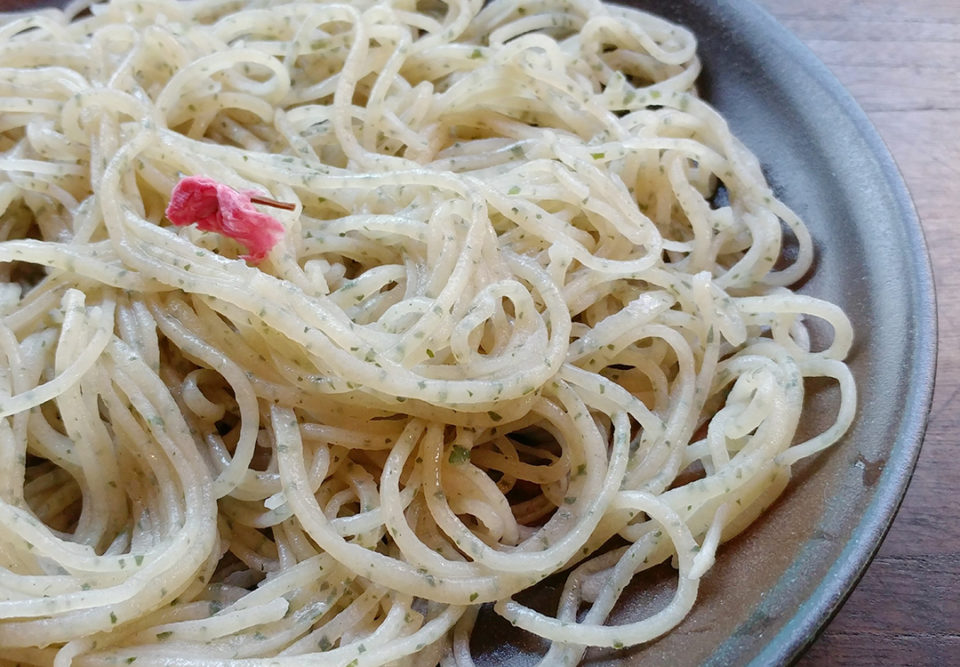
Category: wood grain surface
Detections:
[{"x1": 755, "y1": 1, "x2": 959, "y2": 664}]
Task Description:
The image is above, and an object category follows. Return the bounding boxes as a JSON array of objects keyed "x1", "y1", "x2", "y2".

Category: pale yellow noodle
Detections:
[{"x1": 0, "y1": 0, "x2": 855, "y2": 665}]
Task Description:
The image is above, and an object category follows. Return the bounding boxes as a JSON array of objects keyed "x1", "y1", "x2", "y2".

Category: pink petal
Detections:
[{"x1": 165, "y1": 176, "x2": 286, "y2": 263}]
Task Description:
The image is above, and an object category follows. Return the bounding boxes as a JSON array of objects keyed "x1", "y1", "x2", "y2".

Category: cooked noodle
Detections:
[{"x1": 0, "y1": 0, "x2": 855, "y2": 664}]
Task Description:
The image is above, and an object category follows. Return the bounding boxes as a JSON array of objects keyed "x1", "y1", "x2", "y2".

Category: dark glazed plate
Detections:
[
  {"x1": 473, "y1": 0, "x2": 937, "y2": 664},
  {"x1": 0, "y1": 0, "x2": 935, "y2": 665}
]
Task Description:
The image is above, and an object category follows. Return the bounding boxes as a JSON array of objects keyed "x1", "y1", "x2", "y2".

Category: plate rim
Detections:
[{"x1": 720, "y1": 1, "x2": 939, "y2": 663}]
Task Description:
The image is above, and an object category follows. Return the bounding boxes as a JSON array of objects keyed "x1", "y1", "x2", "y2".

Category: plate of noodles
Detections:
[{"x1": 0, "y1": 0, "x2": 935, "y2": 665}]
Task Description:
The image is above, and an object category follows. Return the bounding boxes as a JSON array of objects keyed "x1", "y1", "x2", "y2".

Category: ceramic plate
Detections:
[{"x1": 0, "y1": 0, "x2": 936, "y2": 664}]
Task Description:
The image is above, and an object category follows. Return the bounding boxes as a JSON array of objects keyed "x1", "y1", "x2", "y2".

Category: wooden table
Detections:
[{"x1": 754, "y1": 1, "x2": 960, "y2": 664}]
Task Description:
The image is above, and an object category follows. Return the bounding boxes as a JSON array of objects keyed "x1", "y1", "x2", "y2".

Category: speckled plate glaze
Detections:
[
  {"x1": 472, "y1": 0, "x2": 937, "y2": 664},
  {"x1": 0, "y1": 0, "x2": 935, "y2": 664}
]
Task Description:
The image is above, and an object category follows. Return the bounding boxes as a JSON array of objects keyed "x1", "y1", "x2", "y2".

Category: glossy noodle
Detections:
[{"x1": 0, "y1": 0, "x2": 855, "y2": 664}]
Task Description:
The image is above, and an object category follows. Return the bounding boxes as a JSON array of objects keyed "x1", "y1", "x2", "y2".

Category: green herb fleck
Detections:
[{"x1": 448, "y1": 445, "x2": 471, "y2": 465}]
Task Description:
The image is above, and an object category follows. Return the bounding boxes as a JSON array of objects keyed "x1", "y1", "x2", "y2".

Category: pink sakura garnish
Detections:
[{"x1": 165, "y1": 176, "x2": 290, "y2": 262}]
